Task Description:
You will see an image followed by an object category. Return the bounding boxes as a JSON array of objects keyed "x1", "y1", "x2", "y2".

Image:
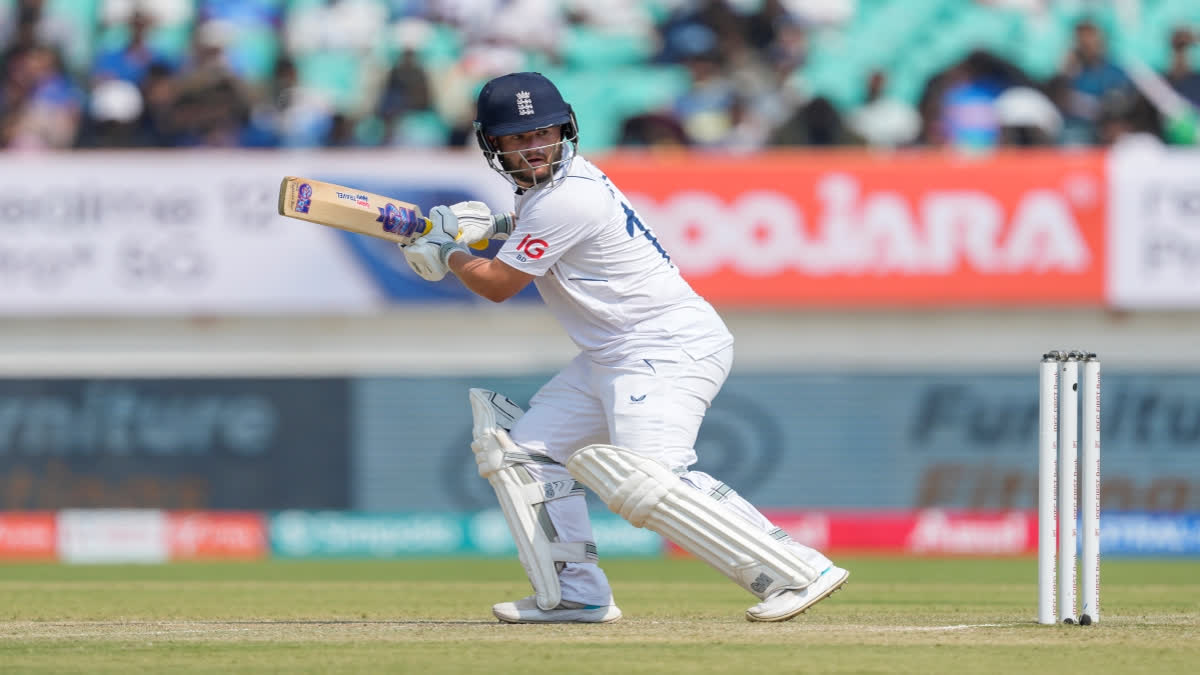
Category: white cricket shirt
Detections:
[{"x1": 496, "y1": 156, "x2": 733, "y2": 364}]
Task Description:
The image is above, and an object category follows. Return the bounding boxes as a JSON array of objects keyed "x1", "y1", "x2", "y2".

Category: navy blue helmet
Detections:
[{"x1": 474, "y1": 72, "x2": 579, "y2": 190}]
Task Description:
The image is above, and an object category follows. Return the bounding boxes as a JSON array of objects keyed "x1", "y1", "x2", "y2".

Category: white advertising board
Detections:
[
  {"x1": 1108, "y1": 141, "x2": 1200, "y2": 308},
  {"x1": 0, "y1": 151, "x2": 512, "y2": 315},
  {"x1": 57, "y1": 509, "x2": 168, "y2": 564}
]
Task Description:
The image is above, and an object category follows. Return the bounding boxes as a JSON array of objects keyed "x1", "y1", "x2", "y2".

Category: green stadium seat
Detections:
[
  {"x1": 93, "y1": 20, "x2": 192, "y2": 71},
  {"x1": 393, "y1": 110, "x2": 450, "y2": 147},
  {"x1": 562, "y1": 26, "x2": 652, "y2": 70},
  {"x1": 609, "y1": 66, "x2": 690, "y2": 116},
  {"x1": 544, "y1": 70, "x2": 623, "y2": 151},
  {"x1": 229, "y1": 27, "x2": 280, "y2": 83},
  {"x1": 45, "y1": 0, "x2": 100, "y2": 27},
  {"x1": 416, "y1": 22, "x2": 462, "y2": 69},
  {"x1": 294, "y1": 50, "x2": 368, "y2": 112},
  {"x1": 147, "y1": 22, "x2": 194, "y2": 64},
  {"x1": 42, "y1": 0, "x2": 101, "y2": 73},
  {"x1": 287, "y1": 0, "x2": 325, "y2": 11}
]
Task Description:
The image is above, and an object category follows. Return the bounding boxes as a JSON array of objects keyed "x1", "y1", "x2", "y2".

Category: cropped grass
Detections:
[{"x1": 0, "y1": 557, "x2": 1197, "y2": 673}]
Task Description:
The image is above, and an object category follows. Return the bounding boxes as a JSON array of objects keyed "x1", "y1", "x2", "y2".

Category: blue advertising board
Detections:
[
  {"x1": 0, "y1": 378, "x2": 351, "y2": 509},
  {"x1": 353, "y1": 372, "x2": 1200, "y2": 513}
]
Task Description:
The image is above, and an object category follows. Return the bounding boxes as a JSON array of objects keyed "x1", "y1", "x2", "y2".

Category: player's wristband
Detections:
[
  {"x1": 439, "y1": 240, "x2": 470, "y2": 267},
  {"x1": 492, "y1": 211, "x2": 516, "y2": 239}
]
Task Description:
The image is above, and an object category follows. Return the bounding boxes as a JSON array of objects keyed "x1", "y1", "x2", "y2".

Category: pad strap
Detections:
[{"x1": 519, "y1": 479, "x2": 585, "y2": 505}]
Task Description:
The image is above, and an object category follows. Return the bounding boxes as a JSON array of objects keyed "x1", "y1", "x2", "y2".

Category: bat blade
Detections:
[{"x1": 278, "y1": 176, "x2": 433, "y2": 246}]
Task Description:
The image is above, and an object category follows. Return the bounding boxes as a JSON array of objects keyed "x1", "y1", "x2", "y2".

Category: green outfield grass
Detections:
[{"x1": 0, "y1": 557, "x2": 1196, "y2": 674}]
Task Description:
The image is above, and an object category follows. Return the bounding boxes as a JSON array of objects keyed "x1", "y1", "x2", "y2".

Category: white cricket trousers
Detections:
[{"x1": 508, "y1": 346, "x2": 832, "y2": 605}]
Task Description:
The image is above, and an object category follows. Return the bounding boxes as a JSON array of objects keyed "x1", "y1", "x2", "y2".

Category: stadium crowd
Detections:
[{"x1": 2, "y1": 0, "x2": 1198, "y2": 152}]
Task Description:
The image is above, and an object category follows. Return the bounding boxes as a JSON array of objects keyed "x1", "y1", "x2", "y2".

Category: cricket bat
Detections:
[{"x1": 277, "y1": 176, "x2": 494, "y2": 249}]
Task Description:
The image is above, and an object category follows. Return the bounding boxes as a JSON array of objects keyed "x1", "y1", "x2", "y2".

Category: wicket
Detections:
[{"x1": 1038, "y1": 350, "x2": 1101, "y2": 625}]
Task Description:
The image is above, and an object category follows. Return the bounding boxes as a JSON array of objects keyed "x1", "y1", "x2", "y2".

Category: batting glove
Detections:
[{"x1": 450, "y1": 201, "x2": 516, "y2": 245}]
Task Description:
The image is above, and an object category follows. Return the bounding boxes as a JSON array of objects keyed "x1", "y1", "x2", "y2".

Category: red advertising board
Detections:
[
  {"x1": 597, "y1": 151, "x2": 1106, "y2": 306},
  {"x1": 167, "y1": 511, "x2": 267, "y2": 561},
  {"x1": 0, "y1": 512, "x2": 57, "y2": 560},
  {"x1": 664, "y1": 510, "x2": 1036, "y2": 557}
]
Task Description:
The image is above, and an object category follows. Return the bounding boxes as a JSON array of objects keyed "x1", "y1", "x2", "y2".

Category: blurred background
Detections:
[
  {"x1": 1, "y1": 0, "x2": 1197, "y2": 563},
  {"x1": 6, "y1": 0, "x2": 1200, "y2": 151}
]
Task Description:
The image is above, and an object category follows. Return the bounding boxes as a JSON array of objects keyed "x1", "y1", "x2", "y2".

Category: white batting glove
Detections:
[
  {"x1": 450, "y1": 201, "x2": 515, "y2": 245},
  {"x1": 402, "y1": 206, "x2": 469, "y2": 281}
]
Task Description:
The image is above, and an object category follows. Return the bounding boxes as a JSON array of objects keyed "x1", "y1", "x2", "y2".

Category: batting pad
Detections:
[
  {"x1": 469, "y1": 389, "x2": 594, "y2": 611},
  {"x1": 567, "y1": 444, "x2": 819, "y2": 599}
]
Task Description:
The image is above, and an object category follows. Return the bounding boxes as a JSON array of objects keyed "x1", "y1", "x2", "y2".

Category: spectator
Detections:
[
  {"x1": 76, "y1": 78, "x2": 147, "y2": 147},
  {"x1": 1058, "y1": 18, "x2": 1131, "y2": 143},
  {"x1": 92, "y1": 11, "x2": 176, "y2": 85},
  {"x1": 233, "y1": 57, "x2": 300, "y2": 148},
  {"x1": 3, "y1": 0, "x2": 1198, "y2": 152},
  {"x1": 744, "y1": 0, "x2": 794, "y2": 51},
  {"x1": 618, "y1": 111, "x2": 690, "y2": 148},
  {"x1": 138, "y1": 62, "x2": 183, "y2": 146},
  {"x1": 1, "y1": 0, "x2": 40, "y2": 61},
  {"x1": 656, "y1": 1, "x2": 744, "y2": 64},
  {"x1": 768, "y1": 95, "x2": 847, "y2": 146},
  {"x1": 761, "y1": 10, "x2": 808, "y2": 78},
  {"x1": 846, "y1": 70, "x2": 921, "y2": 148},
  {"x1": 4, "y1": 46, "x2": 82, "y2": 150},
  {"x1": 1043, "y1": 74, "x2": 1093, "y2": 145},
  {"x1": 378, "y1": 48, "x2": 433, "y2": 119},
  {"x1": 995, "y1": 86, "x2": 1062, "y2": 146},
  {"x1": 937, "y1": 50, "x2": 1028, "y2": 153},
  {"x1": 168, "y1": 21, "x2": 251, "y2": 146},
  {"x1": 667, "y1": 25, "x2": 738, "y2": 147},
  {"x1": 720, "y1": 95, "x2": 774, "y2": 151},
  {"x1": 326, "y1": 112, "x2": 359, "y2": 147},
  {"x1": 1096, "y1": 90, "x2": 1163, "y2": 147},
  {"x1": 1165, "y1": 27, "x2": 1200, "y2": 107}
]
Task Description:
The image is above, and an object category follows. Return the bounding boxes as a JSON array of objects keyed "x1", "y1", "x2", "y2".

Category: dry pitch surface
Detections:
[{"x1": 1, "y1": 558, "x2": 1196, "y2": 674}]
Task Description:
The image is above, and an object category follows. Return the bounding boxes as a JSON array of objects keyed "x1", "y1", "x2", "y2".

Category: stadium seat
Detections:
[
  {"x1": 615, "y1": 66, "x2": 690, "y2": 115},
  {"x1": 228, "y1": 26, "x2": 280, "y2": 83},
  {"x1": 42, "y1": 0, "x2": 102, "y2": 73},
  {"x1": 562, "y1": 25, "x2": 652, "y2": 70},
  {"x1": 93, "y1": 19, "x2": 193, "y2": 71},
  {"x1": 294, "y1": 50, "x2": 370, "y2": 112},
  {"x1": 392, "y1": 110, "x2": 450, "y2": 147}
]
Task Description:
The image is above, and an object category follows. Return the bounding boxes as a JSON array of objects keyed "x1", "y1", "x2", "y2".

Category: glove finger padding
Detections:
[
  {"x1": 450, "y1": 201, "x2": 499, "y2": 246},
  {"x1": 428, "y1": 205, "x2": 460, "y2": 242},
  {"x1": 403, "y1": 239, "x2": 448, "y2": 281}
]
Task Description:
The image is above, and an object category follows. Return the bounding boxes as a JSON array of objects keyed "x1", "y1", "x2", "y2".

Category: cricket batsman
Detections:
[{"x1": 401, "y1": 72, "x2": 848, "y2": 623}]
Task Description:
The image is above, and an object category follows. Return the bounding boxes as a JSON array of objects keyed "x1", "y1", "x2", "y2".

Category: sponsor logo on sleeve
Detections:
[{"x1": 515, "y1": 234, "x2": 548, "y2": 261}]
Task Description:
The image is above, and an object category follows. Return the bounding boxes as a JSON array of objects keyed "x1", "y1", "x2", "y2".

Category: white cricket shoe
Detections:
[
  {"x1": 493, "y1": 596, "x2": 622, "y2": 624},
  {"x1": 745, "y1": 565, "x2": 850, "y2": 622}
]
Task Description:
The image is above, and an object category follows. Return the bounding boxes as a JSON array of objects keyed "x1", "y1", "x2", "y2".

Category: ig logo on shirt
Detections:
[{"x1": 515, "y1": 235, "x2": 549, "y2": 261}]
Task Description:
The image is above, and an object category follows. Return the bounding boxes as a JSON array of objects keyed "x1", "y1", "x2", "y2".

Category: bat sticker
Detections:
[
  {"x1": 377, "y1": 203, "x2": 419, "y2": 237},
  {"x1": 295, "y1": 183, "x2": 313, "y2": 213}
]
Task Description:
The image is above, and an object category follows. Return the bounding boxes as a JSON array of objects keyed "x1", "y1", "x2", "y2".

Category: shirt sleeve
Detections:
[{"x1": 495, "y1": 181, "x2": 605, "y2": 276}]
